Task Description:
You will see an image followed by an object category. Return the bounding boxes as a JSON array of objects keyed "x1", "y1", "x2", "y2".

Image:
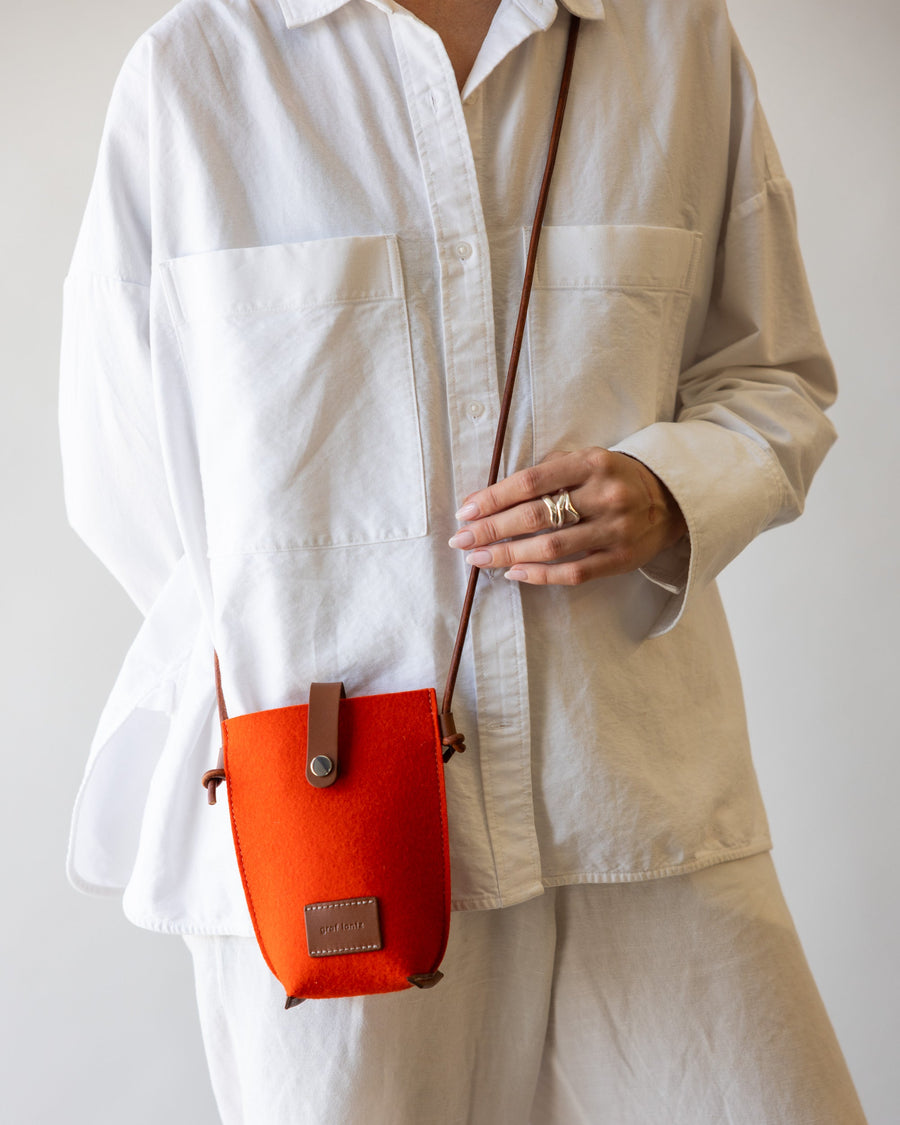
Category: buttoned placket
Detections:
[{"x1": 388, "y1": 5, "x2": 550, "y2": 903}]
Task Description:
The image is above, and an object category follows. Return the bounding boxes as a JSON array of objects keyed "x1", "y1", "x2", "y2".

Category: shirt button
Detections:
[
  {"x1": 467, "y1": 401, "x2": 485, "y2": 419},
  {"x1": 456, "y1": 242, "x2": 473, "y2": 261}
]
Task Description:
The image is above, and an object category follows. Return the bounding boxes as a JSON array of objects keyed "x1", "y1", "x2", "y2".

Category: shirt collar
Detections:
[
  {"x1": 513, "y1": 0, "x2": 604, "y2": 30},
  {"x1": 276, "y1": 0, "x2": 353, "y2": 26},
  {"x1": 276, "y1": 0, "x2": 605, "y2": 30}
]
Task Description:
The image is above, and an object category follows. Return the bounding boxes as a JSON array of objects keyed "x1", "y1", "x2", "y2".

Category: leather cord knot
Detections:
[
  {"x1": 203, "y1": 652, "x2": 229, "y2": 804},
  {"x1": 439, "y1": 711, "x2": 466, "y2": 761},
  {"x1": 441, "y1": 732, "x2": 466, "y2": 762},
  {"x1": 202, "y1": 768, "x2": 226, "y2": 805}
]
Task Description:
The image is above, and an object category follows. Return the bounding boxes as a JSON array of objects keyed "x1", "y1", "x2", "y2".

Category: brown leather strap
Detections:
[
  {"x1": 306, "y1": 682, "x2": 345, "y2": 788},
  {"x1": 440, "y1": 15, "x2": 581, "y2": 761},
  {"x1": 214, "y1": 649, "x2": 228, "y2": 724},
  {"x1": 202, "y1": 653, "x2": 229, "y2": 804},
  {"x1": 204, "y1": 17, "x2": 582, "y2": 792}
]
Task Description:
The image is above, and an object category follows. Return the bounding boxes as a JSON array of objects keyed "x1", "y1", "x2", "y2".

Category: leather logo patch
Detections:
[{"x1": 305, "y1": 897, "x2": 382, "y2": 957}]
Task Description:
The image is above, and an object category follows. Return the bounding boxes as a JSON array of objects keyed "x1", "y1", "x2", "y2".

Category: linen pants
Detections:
[{"x1": 184, "y1": 853, "x2": 867, "y2": 1124}]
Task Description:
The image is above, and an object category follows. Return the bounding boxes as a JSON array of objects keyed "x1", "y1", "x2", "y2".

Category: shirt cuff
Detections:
[
  {"x1": 611, "y1": 419, "x2": 786, "y2": 636},
  {"x1": 639, "y1": 535, "x2": 691, "y2": 595}
]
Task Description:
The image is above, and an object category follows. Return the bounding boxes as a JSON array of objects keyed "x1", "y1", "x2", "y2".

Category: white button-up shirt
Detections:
[{"x1": 61, "y1": 0, "x2": 836, "y2": 933}]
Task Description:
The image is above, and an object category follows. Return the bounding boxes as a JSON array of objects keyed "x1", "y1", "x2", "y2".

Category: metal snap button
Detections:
[{"x1": 310, "y1": 755, "x2": 334, "y2": 777}]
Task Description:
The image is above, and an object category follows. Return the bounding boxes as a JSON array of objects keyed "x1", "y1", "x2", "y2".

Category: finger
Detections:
[
  {"x1": 538, "y1": 449, "x2": 570, "y2": 464},
  {"x1": 455, "y1": 452, "x2": 588, "y2": 519},
  {"x1": 450, "y1": 482, "x2": 594, "y2": 550},
  {"x1": 449, "y1": 499, "x2": 550, "y2": 550},
  {"x1": 464, "y1": 522, "x2": 604, "y2": 569},
  {"x1": 450, "y1": 485, "x2": 591, "y2": 550},
  {"x1": 503, "y1": 546, "x2": 639, "y2": 586}
]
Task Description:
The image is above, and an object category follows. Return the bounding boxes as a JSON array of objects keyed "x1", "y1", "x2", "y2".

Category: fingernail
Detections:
[
  {"x1": 504, "y1": 568, "x2": 527, "y2": 581},
  {"x1": 455, "y1": 502, "x2": 479, "y2": 520},
  {"x1": 448, "y1": 530, "x2": 475, "y2": 549},
  {"x1": 465, "y1": 550, "x2": 492, "y2": 566}
]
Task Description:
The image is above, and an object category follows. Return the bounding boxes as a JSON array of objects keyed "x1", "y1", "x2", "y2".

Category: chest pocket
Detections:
[
  {"x1": 526, "y1": 225, "x2": 702, "y2": 458},
  {"x1": 160, "y1": 235, "x2": 426, "y2": 555}
]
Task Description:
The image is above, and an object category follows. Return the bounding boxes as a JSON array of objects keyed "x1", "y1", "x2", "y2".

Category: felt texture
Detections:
[{"x1": 223, "y1": 688, "x2": 451, "y2": 999}]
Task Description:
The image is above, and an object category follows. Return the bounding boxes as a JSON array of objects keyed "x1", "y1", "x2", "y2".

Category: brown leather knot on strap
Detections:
[
  {"x1": 203, "y1": 651, "x2": 229, "y2": 804},
  {"x1": 441, "y1": 733, "x2": 466, "y2": 763},
  {"x1": 202, "y1": 768, "x2": 226, "y2": 805},
  {"x1": 439, "y1": 711, "x2": 466, "y2": 762}
]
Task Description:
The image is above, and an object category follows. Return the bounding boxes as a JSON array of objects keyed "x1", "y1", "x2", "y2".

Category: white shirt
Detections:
[{"x1": 61, "y1": 0, "x2": 836, "y2": 934}]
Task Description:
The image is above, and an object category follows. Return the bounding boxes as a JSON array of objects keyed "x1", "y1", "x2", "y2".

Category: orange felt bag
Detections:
[
  {"x1": 215, "y1": 681, "x2": 451, "y2": 1004},
  {"x1": 200, "y1": 18, "x2": 580, "y2": 1007}
]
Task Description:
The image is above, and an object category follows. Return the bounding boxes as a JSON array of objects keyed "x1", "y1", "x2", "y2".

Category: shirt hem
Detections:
[
  {"x1": 539, "y1": 838, "x2": 774, "y2": 889},
  {"x1": 72, "y1": 839, "x2": 773, "y2": 932},
  {"x1": 450, "y1": 838, "x2": 774, "y2": 910}
]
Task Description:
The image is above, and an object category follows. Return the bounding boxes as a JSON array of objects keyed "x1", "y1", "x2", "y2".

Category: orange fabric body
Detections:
[{"x1": 223, "y1": 688, "x2": 451, "y2": 1000}]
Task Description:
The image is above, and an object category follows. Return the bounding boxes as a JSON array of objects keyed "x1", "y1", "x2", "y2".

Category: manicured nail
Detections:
[
  {"x1": 455, "y1": 502, "x2": 479, "y2": 520},
  {"x1": 465, "y1": 550, "x2": 492, "y2": 566},
  {"x1": 504, "y1": 568, "x2": 527, "y2": 581},
  {"x1": 448, "y1": 530, "x2": 475, "y2": 549}
]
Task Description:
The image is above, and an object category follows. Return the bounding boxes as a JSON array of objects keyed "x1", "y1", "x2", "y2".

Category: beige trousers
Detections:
[{"x1": 184, "y1": 853, "x2": 867, "y2": 1124}]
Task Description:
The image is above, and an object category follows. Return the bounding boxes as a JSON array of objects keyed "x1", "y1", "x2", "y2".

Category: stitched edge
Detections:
[
  {"x1": 427, "y1": 688, "x2": 451, "y2": 974},
  {"x1": 309, "y1": 945, "x2": 381, "y2": 956},
  {"x1": 223, "y1": 725, "x2": 281, "y2": 984},
  {"x1": 305, "y1": 898, "x2": 376, "y2": 910}
]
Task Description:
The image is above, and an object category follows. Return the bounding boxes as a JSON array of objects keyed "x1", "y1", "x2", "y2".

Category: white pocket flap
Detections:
[{"x1": 533, "y1": 225, "x2": 702, "y2": 292}]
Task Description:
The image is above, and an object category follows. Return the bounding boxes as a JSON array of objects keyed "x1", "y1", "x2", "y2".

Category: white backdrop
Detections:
[{"x1": 1, "y1": 1, "x2": 896, "y2": 1122}]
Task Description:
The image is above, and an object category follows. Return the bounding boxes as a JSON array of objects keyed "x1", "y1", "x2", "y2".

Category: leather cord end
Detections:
[
  {"x1": 439, "y1": 711, "x2": 466, "y2": 761},
  {"x1": 441, "y1": 734, "x2": 465, "y2": 763},
  {"x1": 202, "y1": 768, "x2": 226, "y2": 805}
]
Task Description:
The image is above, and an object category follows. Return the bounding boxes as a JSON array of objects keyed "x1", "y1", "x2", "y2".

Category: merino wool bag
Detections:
[{"x1": 199, "y1": 17, "x2": 581, "y2": 1007}]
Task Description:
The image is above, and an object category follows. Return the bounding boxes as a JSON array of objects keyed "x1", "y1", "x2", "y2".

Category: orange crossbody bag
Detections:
[{"x1": 200, "y1": 18, "x2": 581, "y2": 1009}]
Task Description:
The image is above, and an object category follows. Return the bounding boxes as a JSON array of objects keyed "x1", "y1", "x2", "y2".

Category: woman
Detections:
[{"x1": 61, "y1": 0, "x2": 868, "y2": 1120}]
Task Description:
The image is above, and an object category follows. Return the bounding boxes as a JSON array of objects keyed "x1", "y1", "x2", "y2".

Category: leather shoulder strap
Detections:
[
  {"x1": 205, "y1": 16, "x2": 582, "y2": 793},
  {"x1": 440, "y1": 15, "x2": 581, "y2": 760}
]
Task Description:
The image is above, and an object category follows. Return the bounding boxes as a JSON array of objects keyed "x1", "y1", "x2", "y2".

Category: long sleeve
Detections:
[
  {"x1": 614, "y1": 32, "x2": 837, "y2": 636},
  {"x1": 60, "y1": 41, "x2": 182, "y2": 614},
  {"x1": 61, "y1": 42, "x2": 208, "y2": 899}
]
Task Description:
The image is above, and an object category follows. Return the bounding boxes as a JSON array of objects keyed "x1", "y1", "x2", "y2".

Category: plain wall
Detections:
[{"x1": 1, "y1": 1, "x2": 896, "y2": 1121}]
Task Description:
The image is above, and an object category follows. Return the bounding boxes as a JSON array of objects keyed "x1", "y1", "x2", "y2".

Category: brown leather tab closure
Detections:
[{"x1": 306, "y1": 682, "x2": 346, "y2": 788}]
